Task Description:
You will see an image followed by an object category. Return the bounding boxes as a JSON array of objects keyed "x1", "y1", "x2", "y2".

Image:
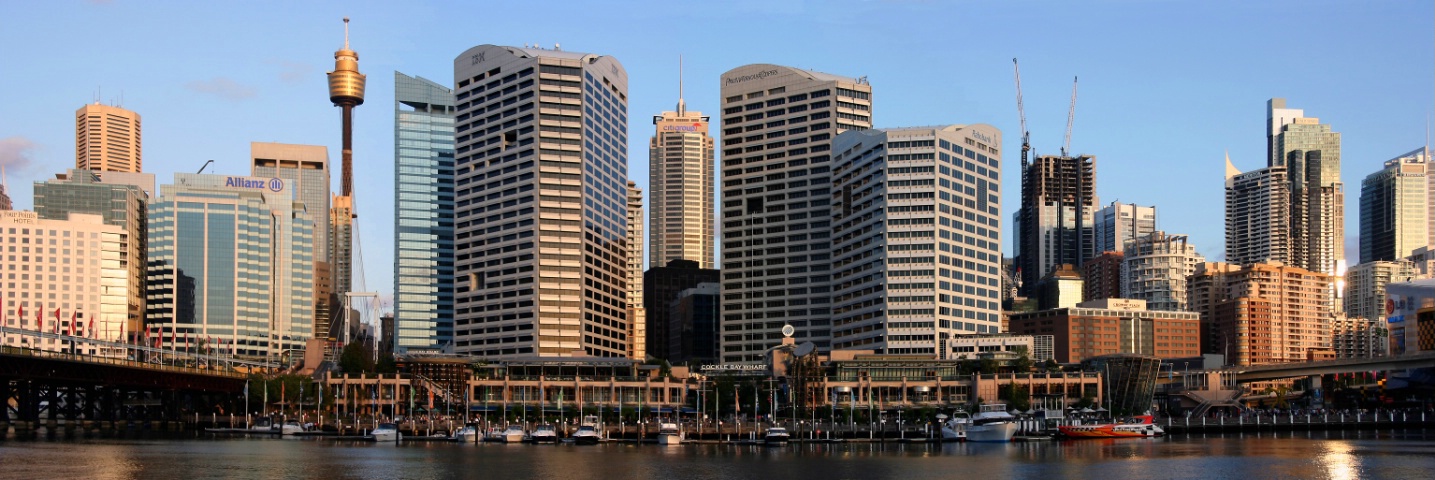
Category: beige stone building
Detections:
[
  {"x1": 75, "y1": 103, "x2": 142, "y2": 173},
  {"x1": 626, "y1": 182, "x2": 646, "y2": 360}
]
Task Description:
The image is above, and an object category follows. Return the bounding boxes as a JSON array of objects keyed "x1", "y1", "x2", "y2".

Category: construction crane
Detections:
[
  {"x1": 1062, "y1": 76, "x2": 1078, "y2": 157},
  {"x1": 1012, "y1": 58, "x2": 1030, "y2": 169}
]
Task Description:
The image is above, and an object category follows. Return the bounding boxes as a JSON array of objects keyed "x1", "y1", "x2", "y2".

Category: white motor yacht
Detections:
[
  {"x1": 656, "y1": 423, "x2": 683, "y2": 445},
  {"x1": 940, "y1": 411, "x2": 970, "y2": 442},
  {"x1": 966, "y1": 404, "x2": 1017, "y2": 442},
  {"x1": 530, "y1": 424, "x2": 559, "y2": 443},
  {"x1": 279, "y1": 420, "x2": 305, "y2": 435},
  {"x1": 451, "y1": 425, "x2": 478, "y2": 443},
  {"x1": 572, "y1": 416, "x2": 603, "y2": 445},
  {"x1": 502, "y1": 425, "x2": 526, "y2": 443},
  {"x1": 369, "y1": 423, "x2": 401, "y2": 442},
  {"x1": 248, "y1": 417, "x2": 275, "y2": 433},
  {"x1": 764, "y1": 427, "x2": 791, "y2": 445}
]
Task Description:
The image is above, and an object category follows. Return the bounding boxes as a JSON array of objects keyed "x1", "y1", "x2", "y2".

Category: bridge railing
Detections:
[{"x1": 1, "y1": 325, "x2": 278, "y2": 378}]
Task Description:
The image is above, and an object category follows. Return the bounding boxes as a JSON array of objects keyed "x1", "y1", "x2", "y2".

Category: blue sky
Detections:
[{"x1": 2, "y1": 0, "x2": 1431, "y2": 309}]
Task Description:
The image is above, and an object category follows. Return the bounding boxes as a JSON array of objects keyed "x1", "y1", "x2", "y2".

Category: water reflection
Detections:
[{"x1": 2, "y1": 432, "x2": 1435, "y2": 480}]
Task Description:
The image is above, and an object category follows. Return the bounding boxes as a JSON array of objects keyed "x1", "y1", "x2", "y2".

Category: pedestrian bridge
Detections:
[{"x1": 1233, "y1": 352, "x2": 1435, "y2": 382}]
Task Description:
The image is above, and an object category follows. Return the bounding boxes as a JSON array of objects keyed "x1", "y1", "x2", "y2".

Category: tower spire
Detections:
[
  {"x1": 677, "y1": 54, "x2": 686, "y2": 115},
  {"x1": 343, "y1": 17, "x2": 351, "y2": 49}
]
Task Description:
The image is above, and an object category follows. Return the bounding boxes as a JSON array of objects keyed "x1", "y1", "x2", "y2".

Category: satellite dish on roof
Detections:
[
  {"x1": 794, "y1": 341, "x2": 815, "y2": 357},
  {"x1": 781, "y1": 324, "x2": 795, "y2": 338}
]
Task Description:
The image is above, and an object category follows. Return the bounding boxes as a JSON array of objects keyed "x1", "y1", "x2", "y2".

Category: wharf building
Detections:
[
  {"x1": 75, "y1": 103, "x2": 142, "y2": 173},
  {"x1": 947, "y1": 333, "x2": 1055, "y2": 363},
  {"x1": 1093, "y1": 202, "x2": 1156, "y2": 254},
  {"x1": 392, "y1": 72, "x2": 456, "y2": 354},
  {"x1": 1007, "y1": 299, "x2": 1200, "y2": 364},
  {"x1": 1268, "y1": 99, "x2": 1344, "y2": 298},
  {"x1": 644, "y1": 259, "x2": 719, "y2": 361},
  {"x1": 32, "y1": 169, "x2": 151, "y2": 341},
  {"x1": 1359, "y1": 148, "x2": 1429, "y2": 263},
  {"x1": 649, "y1": 85, "x2": 716, "y2": 269},
  {"x1": 1188, "y1": 261, "x2": 1332, "y2": 366},
  {"x1": 1121, "y1": 231, "x2": 1203, "y2": 312},
  {"x1": 1224, "y1": 154, "x2": 1291, "y2": 266},
  {"x1": 452, "y1": 45, "x2": 631, "y2": 358},
  {"x1": 251, "y1": 142, "x2": 333, "y2": 340},
  {"x1": 0, "y1": 211, "x2": 130, "y2": 356},
  {"x1": 828, "y1": 125, "x2": 1003, "y2": 357},
  {"x1": 1386, "y1": 279, "x2": 1435, "y2": 355},
  {"x1": 626, "y1": 181, "x2": 646, "y2": 360},
  {"x1": 1015, "y1": 153, "x2": 1097, "y2": 296},
  {"x1": 325, "y1": 351, "x2": 1104, "y2": 418},
  {"x1": 718, "y1": 64, "x2": 873, "y2": 362},
  {"x1": 145, "y1": 173, "x2": 316, "y2": 362}
]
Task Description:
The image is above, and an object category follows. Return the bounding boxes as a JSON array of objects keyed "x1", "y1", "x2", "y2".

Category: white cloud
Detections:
[
  {"x1": 0, "y1": 136, "x2": 39, "y2": 171},
  {"x1": 185, "y1": 77, "x2": 257, "y2": 100}
]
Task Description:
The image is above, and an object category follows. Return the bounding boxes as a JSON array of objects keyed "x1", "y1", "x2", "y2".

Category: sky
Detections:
[{"x1": 1, "y1": 0, "x2": 1432, "y2": 311}]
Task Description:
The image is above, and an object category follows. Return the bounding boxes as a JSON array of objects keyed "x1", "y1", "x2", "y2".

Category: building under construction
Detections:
[{"x1": 1016, "y1": 154, "x2": 1098, "y2": 296}]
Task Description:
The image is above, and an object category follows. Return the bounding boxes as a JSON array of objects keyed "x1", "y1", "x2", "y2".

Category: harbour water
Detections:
[{"x1": 2, "y1": 430, "x2": 1434, "y2": 479}]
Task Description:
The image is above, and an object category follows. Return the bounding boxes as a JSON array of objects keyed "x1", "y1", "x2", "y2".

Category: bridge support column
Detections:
[{"x1": 1307, "y1": 375, "x2": 1324, "y2": 408}]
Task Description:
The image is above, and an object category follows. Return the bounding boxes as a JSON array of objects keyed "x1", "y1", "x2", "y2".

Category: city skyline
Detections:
[{"x1": 1, "y1": 1, "x2": 1433, "y2": 312}]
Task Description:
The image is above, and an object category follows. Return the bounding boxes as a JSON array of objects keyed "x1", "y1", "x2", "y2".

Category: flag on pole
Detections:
[
  {"x1": 68, "y1": 312, "x2": 76, "y2": 337},
  {"x1": 54, "y1": 308, "x2": 60, "y2": 334},
  {"x1": 87, "y1": 317, "x2": 94, "y2": 339}
]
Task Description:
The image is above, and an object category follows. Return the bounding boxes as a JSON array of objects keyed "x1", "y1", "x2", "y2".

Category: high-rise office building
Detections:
[
  {"x1": 392, "y1": 72, "x2": 456, "y2": 354},
  {"x1": 669, "y1": 282, "x2": 720, "y2": 363},
  {"x1": 1093, "y1": 202, "x2": 1156, "y2": 254},
  {"x1": 1343, "y1": 260, "x2": 1414, "y2": 322},
  {"x1": 644, "y1": 259, "x2": 720, "y2": 361},
  {"x1": 251, "y1": 143, "x2": 333, "y2": 340},
  {"x1": 829, "y1": 125, "x2": 1003, "y2": 356},
  {"x1": 1268, "y1": 98, "x2": 1343, "y2": 280},
  {"x1": 1121, "y1": 231, "x2": 1203, "y2": 311},
  {"x1": 626, "y1": 181, "x2": 646, "y2": 360},
  {"x1": 32, "y1": 169, "x2": 151, "y2": 340},
  {"x1": 1016, "y1": 154, "x2": 1097, "y2": 296},
  {"x1": 146, "y1": 173, "x2": 315, "y2": 362},
  {"x1": 75, "y1": 103, "x2": 141, "y2": 173},
  {"x1": 649, "y1": 81, "x2": 715, "y2": 269},
  {"x1": 718, "y1": 64, "x2": 873, "y2": 362},
  {"x1": 330, "y1": 194, "x2": 354, "y2": 296},
  {"x1": 452, "y1": 45, "x2": 630, "y2": 357},
  {"x1": 1359, "y1": 148, "x2": 1429, "y2": 263},
  {"x1": 1080, "y1": 251, "x2": 1124, "y2": 302},
  {"x1": 1, "y1": 211, "x2": 130, "y2": 357},
  {"x1": 1189, "y1": 261, "x2": 1332, "y2": 365},
  {"x1": 1224, "y1": 154, "x2": 1291, "y2": 266}
]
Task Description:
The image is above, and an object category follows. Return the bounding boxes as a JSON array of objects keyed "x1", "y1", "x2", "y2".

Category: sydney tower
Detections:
[{"x1": 327, "y1": 17, "x2": 365, "y2": 196}]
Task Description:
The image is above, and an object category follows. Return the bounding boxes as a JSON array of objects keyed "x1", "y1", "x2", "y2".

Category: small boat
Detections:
[
  {"x1": 1059, "y1": 415, "x2": 1165, "y2": 438},
  {"x1": 966, "y1": 404, "x2": 1018, "y2": 443},
  {"x1": 483, "y1": 428, "x2": 506, "y2": 442},
  {"x1": 369, "y1": 423, "x2": 401, "y2": 442},
  {"x1": 572, "y1": 416, "x2": 603, "y2": 445},
  {"x1": 656, "y1": 423, "x2": 682, "y2": 445},
  {"x1": 249, "y1": 417, "x2": 275, "y2": 432},
  {"x1": 940, "y1": 411, "x2": 969, "y2": 442},
  {"x1": 764, "y1": 427, "x2": 790, "y2": 445},
  {"x1": 451, "y1": 425, "x2": 478, "y2": 443},
  {"x1": 279, "y1": 420, "x2": 305, "y2": 435},
  {"x1": 530, "y1": 424, "x2": 559, "y2": 443},
  {"x1": 501, "y1": 425, "x2": 526, "y2": 443}
]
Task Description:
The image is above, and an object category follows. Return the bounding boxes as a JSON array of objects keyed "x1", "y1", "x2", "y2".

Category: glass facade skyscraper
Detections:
[
  {"x1": 146, "y1": 173, "x2": 315, "y2": 362},
  {"x1": 393, "y1": 72, "x2": 455, "y2": 354}
]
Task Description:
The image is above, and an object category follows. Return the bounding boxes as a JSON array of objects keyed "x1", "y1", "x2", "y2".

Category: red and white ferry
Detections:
[{"x1": 1058, "y1": 415, "x2": 1165, "y2": 438}]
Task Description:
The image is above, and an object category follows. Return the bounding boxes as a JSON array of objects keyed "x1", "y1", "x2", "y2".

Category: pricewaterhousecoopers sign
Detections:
[{"x1": 725, "y1": 70, "x2": 779, "y2": 85}]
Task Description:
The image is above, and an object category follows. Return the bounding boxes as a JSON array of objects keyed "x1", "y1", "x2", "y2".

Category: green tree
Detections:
[
  {"x1": 999, "y1": 383, "x2": 1031, "y2": 411},
  {"x1": 1075, "y1": 395, "x2": 1096, "y2": 409},
  {"x1": 1042, "y1": 359, "x2": 1061, "y2": 373},
  {"x1": 1010, "y1": 346, "x2": 1033, "y2": 373},
  {"x1": 978, "y1": 357, "x2": 999, "y2": 375},
  {"x1": 339, "y1": 343, "x2": 375, "y2": 373},
  {"x1": 376, "y1": 354, "x2": 398, "y2": 374}
]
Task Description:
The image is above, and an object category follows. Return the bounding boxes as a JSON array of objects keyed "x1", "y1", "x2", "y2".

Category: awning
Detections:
[{"x1": 469, "y1": 406, "x2": 498, "y2": 412}]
